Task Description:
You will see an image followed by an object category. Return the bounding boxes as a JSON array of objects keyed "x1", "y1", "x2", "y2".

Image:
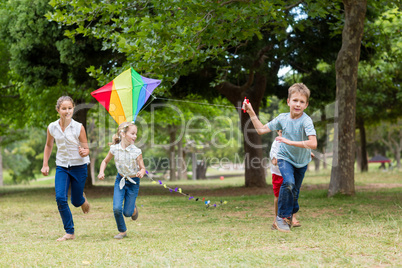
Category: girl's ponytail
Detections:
[{"x1": 111, "y1": 134, "x2": 121, "y2": 145}]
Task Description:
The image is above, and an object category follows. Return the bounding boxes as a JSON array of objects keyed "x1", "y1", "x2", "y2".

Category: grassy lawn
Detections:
[{"x1": 0, "y1": 169, "x2": 401, "y2": 267}]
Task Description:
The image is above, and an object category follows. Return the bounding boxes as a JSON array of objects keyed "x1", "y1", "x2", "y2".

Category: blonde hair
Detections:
[
  {"x1": 111, "y1": 122, "x2": 137, "y2": 145},
  {"x1": 56, "y1": 96, "x2": 74, "y2": 110},
  {"x1": 288, "y1": 83, "x2": 310, "y2": 102}
]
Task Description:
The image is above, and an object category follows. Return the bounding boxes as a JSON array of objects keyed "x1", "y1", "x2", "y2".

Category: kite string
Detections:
[
  {"x1": 152, "y1": 96, "x2": 242, "y2": 109},
  {"x1": 144, "y1": 171, "x2": 227, "y2": 208},
  {"x1": 138, "y1": 95, "x2": 157, "y2": 114},
  {"x1": 132, "y1": 74, "x2": 242, "y2": 110}
]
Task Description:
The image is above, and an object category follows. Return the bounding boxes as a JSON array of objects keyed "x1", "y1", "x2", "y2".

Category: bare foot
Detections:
[
  {"x1": 81, "y1": 193, "x2": 90, "y2": 214},
  {"x1": 131, "y1": 205, "x2": 138, "y2": 220},
  {"x1": 292, "y1": 219, "x2": 301, "y2": 227},
  {"x1": 56, "y1": 233, "x2": 75, "y2": 242}
]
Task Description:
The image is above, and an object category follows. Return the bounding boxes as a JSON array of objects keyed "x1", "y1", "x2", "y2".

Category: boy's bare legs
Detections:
[
  {"x1": 273, "y1": 196, "x2": 279, "y2": 224},
  {"x1": 292, "y1": 213, "x2": 301, "y2": 227},
  {"x1": 271, "y1": 196, "x2": 279, "y2": 230}
]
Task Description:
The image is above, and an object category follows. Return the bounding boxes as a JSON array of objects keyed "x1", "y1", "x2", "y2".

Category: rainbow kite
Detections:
[{"x1": 91, "y1": 67, "x2": 161, "y2": 124}]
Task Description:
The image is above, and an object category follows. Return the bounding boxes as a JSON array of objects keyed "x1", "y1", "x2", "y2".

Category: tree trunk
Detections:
[
  {"x1": 90, "y1": 151, "x2": 98, "y2": 185},
  {"x1": 328, "y1": 0, "x2": 367, "y2": 197},
  {"x1": 181, "y1": 150, "x2": 187, "y2": 179},
  {"x1": 379, "y1": 122, "x2": 402, "y2": 169},
  {"x1": 313, "y1": 156, "x2": 320, "y2": 171},
  {"x1": 322, "y1": 148, "x2": 327, "y2": 170},
  {"x1": 355, "y1": 144, "x2": 362, "y2": 171},
  {"x1": 241, "y1": 110, "x2": 267, "y2": 187},
  {"x1": 196, "y1": 160, "x2": 207, "y2": 179},
  {"x1": 191, "y1": 152, "x2": 197, "y2": 180},
  {"x1": 357, "y1": 117, "x2": 368, "y2": 172},
  {"x1": 218, "y1": 71, "x2": 268, "y2": 188},
  {"x1": 168, "y1": 125, "x2": 177, "y2": 181},
  {"x1": 213, "y1": 45, "x2": 273, "y2": 188},
  {"x1": 177, "y1": 134, "x2": 187, "y2": 180}
]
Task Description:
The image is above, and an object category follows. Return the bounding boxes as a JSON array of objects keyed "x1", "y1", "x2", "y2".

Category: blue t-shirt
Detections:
[{"x1": 266, "y1": 112, "x2": 316, "y2": 168}]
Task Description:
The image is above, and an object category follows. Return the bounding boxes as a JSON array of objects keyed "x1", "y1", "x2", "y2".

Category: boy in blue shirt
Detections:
[{"x1": 244, "y1": 83, "x2": 317, "y2": 233}]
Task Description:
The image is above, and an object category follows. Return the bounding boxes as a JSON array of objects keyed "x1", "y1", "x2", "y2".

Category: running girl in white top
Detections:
[
  {"x1": 41, "y1": 96, "x2": 91, "y2": 242},
  {"x1": 97, "y1": 122, "x2": 146, "y2": 239}
]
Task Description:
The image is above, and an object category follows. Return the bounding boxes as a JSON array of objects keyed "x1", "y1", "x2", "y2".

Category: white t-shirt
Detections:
[
  {"x1": 269, "y1": 139, "x2": 282, "y2": 176},
  {"x1": 48, "y1": 119, "x2": 90, "y2": 167},
  {"x1": 110, "y1": 143, "x2": 142, "y2": 177}
]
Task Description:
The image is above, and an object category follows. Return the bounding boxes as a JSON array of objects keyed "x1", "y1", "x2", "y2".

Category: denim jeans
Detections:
[
  {"x1": 113, "y1": 174, "x2": 140, "y2": 232},
  {"x1": 277, "y1": 160, "x2": 308, "y2": 218},
  {"x1": 55, "y1": 164, "x2": 88, "y2": 234}
]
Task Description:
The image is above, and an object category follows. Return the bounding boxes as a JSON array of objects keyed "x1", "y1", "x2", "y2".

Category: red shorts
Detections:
[{"x1": 272, "y1": 174, "x2": 283, "y2": 197}]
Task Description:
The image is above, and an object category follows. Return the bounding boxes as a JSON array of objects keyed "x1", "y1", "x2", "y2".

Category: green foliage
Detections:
[
  {"x1": 47, "y1": 0, "x2": 313, "y2": 85},
  {"x1": 2, "y1": 128, "x2": 52, "y2": 184},
  {"x1": 0, "y1": 0, "x2": 123, "y2": 128},
  {"x1": 357, "y1": 5, "x2": 402, "y2": 124},
  {"x1": 0, "y1": 40, "x2": 10, "y2": 85}
]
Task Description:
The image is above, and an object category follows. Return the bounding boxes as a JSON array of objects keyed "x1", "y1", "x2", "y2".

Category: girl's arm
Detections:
[
  {"x1": 136, "y1": 154, "x2": 146, "y2": 179},
  {"x1": 98, "y1": 151, "x2": 113, "y2": 180},
  {"x1": 41, "y1": 129, "x2": 54, "y2": 176},
  {"x1": 78, "y1": 125, "x2": 90, "y2": 157},
  {"x1": 275, "y1": 135, "x2": 317, "y2": 150},
  {"x1": 244, "y1": 102, "x2": 272, "y2": 135}
]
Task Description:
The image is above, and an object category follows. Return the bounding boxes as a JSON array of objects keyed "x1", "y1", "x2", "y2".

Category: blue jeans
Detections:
[
  {"x1": 55, "y1": 164, "x2": 88, "y2": 234},
  {"x1": 113, "y1": 174, "x2": 140, "y2": 232},
  {"x1": 277, "y1": 160, "x2": 308, "y2": 218}
]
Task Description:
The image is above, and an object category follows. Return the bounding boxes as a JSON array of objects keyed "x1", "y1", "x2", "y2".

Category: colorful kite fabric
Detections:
[{"x1": 91, "y1": 67, "x2": 161, "y2": 124}]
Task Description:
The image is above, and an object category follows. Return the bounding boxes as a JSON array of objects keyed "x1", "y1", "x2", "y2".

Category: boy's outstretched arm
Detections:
[
  {"x1": 244, "y1": 102, "x2": 271, "y2": 135},
  {"x1": 276, "y1": 135, "x2": 317, "y2": 150}
]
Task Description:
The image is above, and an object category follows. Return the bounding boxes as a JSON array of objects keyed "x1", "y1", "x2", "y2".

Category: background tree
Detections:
[
  {"x1": 367, "y1": 120, "x2": 402, "y2": 169},
  {"x1": 355, "y1": 5, "x2": 402, "y2": 172},
  {"x1": 49, "y1": 0, "x2": 341, "y2": 187},
  {"x1": 0, "y1": 0, "x2": 124, "y2": 187},
  {"x1": 138, "y1": 95, "x2": 223, "y2": 181},
  {"x1": 328, "y1": 0, "x2": 367, "y2": 197}
]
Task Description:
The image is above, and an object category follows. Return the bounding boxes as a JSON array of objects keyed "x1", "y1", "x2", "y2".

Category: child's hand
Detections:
[
  {"x1": 244, "y1": 101, "x2": 254, "y2": 114},
  {"x1": 98, "y1": 173, "x2": 105, "y2": 180},
  {"x1": 41, "y1": 165, "x2": 49, "y2": 176},
  {"x1": 271, "y1": 158, "x2": 278, "y2": 166},
  {"x1": 78, "y1": 146, "x2": 89, "y2": 157},
  {"x1": 275, "y1": 136, "x2": 289, "y2": 144},
  {"x1": 136, "y1": 170, "x2": 145, "y2": 179}
]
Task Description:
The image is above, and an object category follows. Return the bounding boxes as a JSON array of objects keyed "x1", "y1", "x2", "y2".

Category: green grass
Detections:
[{"x1": 0, "y1": 170, "x2": 401, "y2": 267}]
